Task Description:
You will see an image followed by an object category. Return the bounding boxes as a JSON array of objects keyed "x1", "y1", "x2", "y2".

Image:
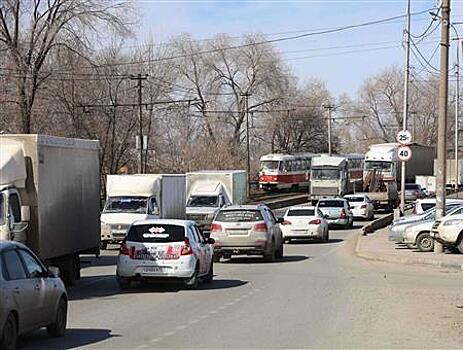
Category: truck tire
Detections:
[
  {"x1": 416, "y1": 232, "x2": 434, "y2": 252},
  {"x1": 0, "y1": 313, "x2": 17, "y2": 350}
]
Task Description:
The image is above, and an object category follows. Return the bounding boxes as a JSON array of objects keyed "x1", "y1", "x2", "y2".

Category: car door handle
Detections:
[{"x1": 13, "y1": 287, "x2": 20, "y2": 294}]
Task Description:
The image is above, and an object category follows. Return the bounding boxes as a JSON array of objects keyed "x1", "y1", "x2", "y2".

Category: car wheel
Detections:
[
  {"x1": 185, "y1": 264, "x2": 199, "y2": 289},
  {"x1": 457, "y1": 234, "x2": 463, "y2": 254},
  {"x1": 0, "y1": 313, "x2": 17, "y2": 350},
  {"x1": 264, "y1": 240, "x2": 276, "y2": 262},
  {"x1": 324, "y1": 229, "x2": 330, "y2": 242},
  {"x1": 416, "y1": 232, "x2": 434, "y2": 252},
  {"x1": 276, "y1": 242, "x2": 284, "y2": 259},
  {"x1": 204, "y1": 261, "x2": 214, "y2": 284},
  {"x1": 117, "y1": 276, "x2": 131, "y2": 290},
  {"x1": 47, "y1": 297, "x2": 67, "y2": 338}
]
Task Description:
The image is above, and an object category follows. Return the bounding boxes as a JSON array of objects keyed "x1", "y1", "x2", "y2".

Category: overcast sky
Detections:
[{"x1": 136, "y1": 0, "x2": 463, "y2": 97}]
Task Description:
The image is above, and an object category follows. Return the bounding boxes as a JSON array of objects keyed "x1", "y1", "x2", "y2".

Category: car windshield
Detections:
[
  {"x1": 318, "y1": 200, "x2": 345, "y2": 208},
  {"x1": 261, "y1": 161, "x2": 280, "y2": 171},
  {"x1": 420, "y1": 203, "x2": 435, "y2": 212},
  {"x1": 287, "y1": 209, "x2": 315, "y2": 217},
  {"x1": 104, "y1": 196, "x2": 148, "y2": 213},
  {"x1": 187, "y1": 196, "x2": 218, "y2": 207},
  {"x1": 312, "y1": 168, "x2": 340, "y2": 180},
  {"x1": 346, "y1": 197, "x2": 364, "y2": 202},
  {"x1": 215, "y1": 210, "x2": 264, "y2": 222},
  {"x1": 0, "y1": 194, "x2": 4, "y2": 225},
  {"x1": 126, "y1": 224, "x2": 185, "y2": 243},
  {"x1": 364, "y1": 161, "x2": 392, "y2": 171}
]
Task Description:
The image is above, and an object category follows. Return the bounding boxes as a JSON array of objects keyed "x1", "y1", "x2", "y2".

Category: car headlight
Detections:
[{"x1": 443, "y1": 219, "x2": 463, "y2": 226}]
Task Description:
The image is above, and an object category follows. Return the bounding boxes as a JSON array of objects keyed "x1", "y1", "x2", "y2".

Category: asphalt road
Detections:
[{"x1": 18, "y1": 212, "x2": 463, "y2": 349}]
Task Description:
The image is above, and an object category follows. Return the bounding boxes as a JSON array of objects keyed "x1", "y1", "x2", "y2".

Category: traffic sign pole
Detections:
[{"x1": 397, "y1": 131, "x2": 412, "y2": 214}]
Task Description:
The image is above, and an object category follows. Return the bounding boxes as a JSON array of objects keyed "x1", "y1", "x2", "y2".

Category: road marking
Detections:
[
  {"x1": 176, "y1": 325, "x2": 188, "y2": 330},
  {"x1": 150, "y1": 338, "x2": 162, "y2": 343},
  {"x1": 189, "y1": 319, "x2": 200, "y2": 324},
  {"x1": 163, "y1": 331, "x2": 176, "y2": 337}
]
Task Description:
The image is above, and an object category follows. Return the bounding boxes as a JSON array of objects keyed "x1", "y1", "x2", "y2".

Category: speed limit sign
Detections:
[
  {"x1": 397, "y1": 130, "x2": 412, "y2": 145},
  {"x1": 397, "y1": 145, "x2": 412, "y2": 161}
]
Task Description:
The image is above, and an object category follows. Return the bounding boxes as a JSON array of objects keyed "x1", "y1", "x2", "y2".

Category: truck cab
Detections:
[{"x1": 0, "y1": 187, "x2": 30, "y2": 243}]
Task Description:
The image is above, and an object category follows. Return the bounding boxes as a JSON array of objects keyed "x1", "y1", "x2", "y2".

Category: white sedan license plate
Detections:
[{"x1": 142, "y1": 266, "x2": 167, "y2": 273}]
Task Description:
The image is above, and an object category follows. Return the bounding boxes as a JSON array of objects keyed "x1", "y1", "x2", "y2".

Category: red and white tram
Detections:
[{"x1": 258, "y1": 153, "x2": 316, "y2": 191}]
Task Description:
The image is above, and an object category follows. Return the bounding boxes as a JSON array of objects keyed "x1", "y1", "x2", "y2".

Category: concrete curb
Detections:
[
  {"x1": 354, "y1": 232, "x2": 463, "y2": 271},
  {"x1": 361, "y1": 213, "x2": 394, "y2": 235},
  {"x1": 262, "y1": 195, "x2": 309, "y2": 210}
]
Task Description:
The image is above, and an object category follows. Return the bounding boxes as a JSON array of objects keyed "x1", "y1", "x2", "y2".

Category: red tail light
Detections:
[
  {"x1": 210, "y1": 223, "x2": 223, "y2": 233},
  {"x1": 360, "y1": 204, "x2": 367, "y2": 209},
  {"x1": 309, "y1": 219, "x2": 321, "y2": 225},
  {"x1": 281, "y1": 220, "x2": 292, "y2": 225},
  {"x1": 181, "y1": 238, "x2": 193, "y2": 255},
  {"x1": 254, "y1": 223, "x2": 268, "y2": 232},
  {"x1": 340, "y1": 209, "x2": 347, "y2": 218},
  {"x1": 120, "y1": 243, "x2": 136, "y2": 258}
]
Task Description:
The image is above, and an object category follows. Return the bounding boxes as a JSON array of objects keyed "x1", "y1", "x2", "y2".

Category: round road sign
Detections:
[
  {"x1": 397, "y1": 145, "x2": 412, "y2": 161},
  {"x1": 397, "y1": 129, "x2": 412, "y2": 145}
]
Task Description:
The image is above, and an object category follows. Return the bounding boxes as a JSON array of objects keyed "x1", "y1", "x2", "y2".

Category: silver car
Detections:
[
  {"x1": 316, "y1": 198, "x2": 354, "y2": 228},
  {"x1": 0, "y1": 241, "x2": 67, "y2": 350},
  {"x1": 210, "y1": 205, "x2": 284, "y2": 262}
]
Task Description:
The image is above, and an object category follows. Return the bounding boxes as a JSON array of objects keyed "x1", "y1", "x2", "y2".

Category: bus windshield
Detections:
[
  {"x1": 261, "y1": 161, "x2": 280, "y2": 171},
  {"x1": 364, "y1": 161, "x2": 392, "y2": 172},
  {"x1": 312, "y1": 168, "x2": 340, "y2": 180}
]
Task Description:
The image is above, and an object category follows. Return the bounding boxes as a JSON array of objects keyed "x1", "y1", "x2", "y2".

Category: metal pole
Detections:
[
  {"x1": 326, "y1": 106, "x2": 333, "y2": 156},
  {"x1": 455, "y1": 60, "x2": 459, "y2": 194},
  {"x1": 244, "y1": 94, "x2": 251, "y2": 198},
  {"x1": 435, "y1": 0, "x2": 451, "y2": 253},
  {"x1": 400, "y1": 0, "x2": 411, "y2": 214}
]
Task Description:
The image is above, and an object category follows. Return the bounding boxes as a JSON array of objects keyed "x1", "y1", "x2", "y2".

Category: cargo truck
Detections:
[
  {"x1": 185, "y1": 170, "x2": 247, "y2": 231},
  {"x1": 433, "y1": 159, "x2": 463, "y2": 188},
  {"x1": 100, "y1": 174, "x2": 186, "y2": 248},
  {"x1": 0, "y1": 135, "x2": 100, "y2": 285},
  {"x1": 363, "y1": 143, "x2": 434, "y2": 210}
]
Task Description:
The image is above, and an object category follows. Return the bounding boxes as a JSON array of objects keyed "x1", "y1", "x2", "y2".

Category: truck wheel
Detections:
[
  {"x1": 47, "y1": 297, "x2": 67, "y2": 337},
  {"x1": 416, "y1": 232, "x2": 434, "y2": 252},
  {"x1": 0, "y1": 313, "x2": 17, "y2": 350}
]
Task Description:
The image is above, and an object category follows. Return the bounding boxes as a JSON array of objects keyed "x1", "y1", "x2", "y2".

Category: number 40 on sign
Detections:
[{"x1": 398, "y1": 145, "x2": 412, "y2": 162}]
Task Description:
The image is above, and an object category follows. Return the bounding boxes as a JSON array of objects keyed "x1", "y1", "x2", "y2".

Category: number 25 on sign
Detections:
[{"x1": 398, "y1": 145, "x2": 412, "y2": 162}]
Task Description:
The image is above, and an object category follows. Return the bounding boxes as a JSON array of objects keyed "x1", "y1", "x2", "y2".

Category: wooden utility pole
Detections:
[
  {"x1": 130, "y1": 74, "x2": 148, "y2": 174},
  {"x1": 435, "y1": 0, "x2": 451, "y2": 253}
]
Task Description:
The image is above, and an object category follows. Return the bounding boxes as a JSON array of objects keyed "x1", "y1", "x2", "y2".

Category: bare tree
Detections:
[{"x1": 0, "y1": 0, "x2": 134, "y2": 133}]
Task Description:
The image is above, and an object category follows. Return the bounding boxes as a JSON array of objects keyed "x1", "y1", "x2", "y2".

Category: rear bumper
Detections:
[
  {"x1": 213, "y1": 246, "x2": 267, "y2": 256},
  {"x1": 327, "y1": 218, "x2": 350, "y2": 226},
  {"x1": 282, "y1": 230, "x2": 322, "y2": 239}
]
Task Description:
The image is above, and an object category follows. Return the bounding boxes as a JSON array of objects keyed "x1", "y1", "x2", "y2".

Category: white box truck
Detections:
[
  {"x1": 416, "y1": 175, "x2": 436, "y2": 196},
  {"x1": 0, "y1": 135, "x2": 100, "y2": 285},
  {"x1": 100, "y1": 174, "x2": 186, "y2": 248},
  {"x1": 363, "y1": 143, "x2": 434, "y2": 209},
  {"x1": 185, "y1": 170, "x2": 247, "y2": 231},
  {"x1": 433, "y1": 159, "x2": 463, "y2": 187}
]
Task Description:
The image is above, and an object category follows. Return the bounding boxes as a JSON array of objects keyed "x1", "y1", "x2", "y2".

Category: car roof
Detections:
[
  {"x1": 220, "y1": 204, "x2": 267, "y2": 210},
  {"x1": 345, "y1": 194, "x2": 366, "y2": 198},
  {"x1": 318, "y1": 198, "x2": 347, "y2": 202},
  {"x1": 287, "y1": 206, "x2": 316, "y2": 210},
  {"x1": 0, "y1": 240, "x2": 28, "y2": 251},
  {"x1": 417, "y1": 198, "x2": 463, "y2": 204},
  {"x1": 132, "y1": 219, "x2": 195, "y2": 226}
]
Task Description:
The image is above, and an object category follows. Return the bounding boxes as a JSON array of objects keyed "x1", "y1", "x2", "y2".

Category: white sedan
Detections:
[
  {"x1": 344, "y1": 194, "x2": 374, "y2": 220},
  {"x1": 116, "y1": 219, "x2": 215, "y2": 289},
  {"x1": 431, "y1": 213, "x2": 463, "y2": 254},
  {"x1": 279, "y1": 206, "x2": 329, "y2": 243}
]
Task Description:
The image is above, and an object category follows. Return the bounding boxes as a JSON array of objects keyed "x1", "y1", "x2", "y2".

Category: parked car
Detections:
[
  {"x1": 402, "y1": 205, "x2": 463, "y2": 252},
  {"x1": 389, "y1": 203, "x2": 463, "y2": 242},
  {"x1": 210, "y1": 204, "x2": 284, "y2": 262},
  {"x1": 344, "y1": 194, "x2": 374, "y2": 220},
  {"x1": 414, "y1": 198, "x2": 463, "y2": 215},
  {"x1": 431, "y1": 213, "x2": 463, "y2": 253},
  {"x1": 0, "y1": 241, "x2": 67, "y2": 350},
  {"x1": 403, "y1": 183, "x2": 424, "y2": 202},
  {"x1": 116, "y1": 219, "x2": 214, "y2": 289},
  {"x1": 280, "y1": 206, "x2": 329, "y2": 243},
  {"x1": 316, "y1": 198, "x2": 354, "y2": 228}
]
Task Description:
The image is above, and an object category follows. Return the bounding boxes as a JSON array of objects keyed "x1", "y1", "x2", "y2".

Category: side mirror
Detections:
[
  {"x1": 48, "y1": 266, "x2": 60, "y2": 278},
  {"x1": 21, "y1": 206, "x2": 30, "y2": 222},
  {"x1": 276, "y1": 217, "x2": 284, "y2": 224},
  {"x1": 206, "y1": 237, "x2": 215, "y2": 245}
]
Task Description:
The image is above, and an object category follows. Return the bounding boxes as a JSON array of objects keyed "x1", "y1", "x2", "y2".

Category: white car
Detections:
[
  {"x1": 344, "y1": 194, "x2": 374, "y2": 220},
  {"x1": 414, "y1": 198, "x2": 463, "y2": 215},
  {"x1": 431, "y1": 213, "x2": 463, "y2": 253},
  {"x1": 280, "y1": 206, "x2": 329, "y2": 242},
  {"x1": 116, "y1": 219, "x2": 215, "y2": 289},
  {"x1": 402, "y1": 205, "x2": 463, "y2": 252}
]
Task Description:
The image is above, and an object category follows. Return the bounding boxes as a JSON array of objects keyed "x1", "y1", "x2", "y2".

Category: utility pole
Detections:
[
  {"x1": 242, "y1": 93, "x2": 251, "y2": 198},
  {"x1": 400, "y1": 0, "x2": 411, "y2": 214},
  {"x1": 323, "y1": 105, "x2": 335, "y2": 156},
  {"x1": 435, "y1": 0, "x2": 451, "y2": 253},
  {"x1": 455, "y1": 60, "x2": 460, "y2": 195},
  {"x1": 130, "y1": 74, "x2": 148, "y2": 174}
]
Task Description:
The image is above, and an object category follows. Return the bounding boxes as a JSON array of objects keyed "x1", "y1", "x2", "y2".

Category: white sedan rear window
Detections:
[{"x1": 287, "y1": 209, "x2": 315, "y2": 216}]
